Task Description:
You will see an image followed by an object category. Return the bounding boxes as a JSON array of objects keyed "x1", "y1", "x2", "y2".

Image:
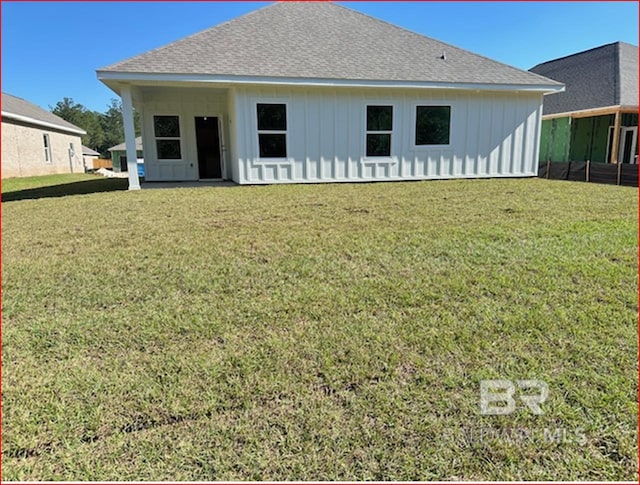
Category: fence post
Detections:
[
  {"x1": 586, "y1": 160, "x2": 590, "y2": 183},
  {"x1": 617, "y1": 162, "x2": 622, "y2": 186},
  {"x1": 546, "y1": 159, "x2": 551, "y2": 179}
]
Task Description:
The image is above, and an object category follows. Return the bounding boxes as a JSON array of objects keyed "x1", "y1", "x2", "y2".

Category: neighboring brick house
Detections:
[{"x1": 1, "y1": 92, "x2": 87, "y2": 178}]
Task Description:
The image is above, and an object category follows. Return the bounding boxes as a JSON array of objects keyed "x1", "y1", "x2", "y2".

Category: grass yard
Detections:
[
  {"x1": 1, "y1": 173, "x2": 101, "y2": 193},
  {"x1": 2, "y1": 173, "x2": 127, "y2": 202},
  {"x1": 2, "y1": 177, "x2": 637, "y2": 481}
]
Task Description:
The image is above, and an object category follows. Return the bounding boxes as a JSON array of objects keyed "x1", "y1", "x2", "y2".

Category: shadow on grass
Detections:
[{"x1": 2, "y1": 178, "x2": 129, "y2": 202}]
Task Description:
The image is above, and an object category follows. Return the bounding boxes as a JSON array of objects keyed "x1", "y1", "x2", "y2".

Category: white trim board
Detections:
[
  {"x1": 97, "y1": 72, "x2": 564, "y2": 95},
  {"x1": 1, "y1": 111, "x2": 87, "y2": 135}
]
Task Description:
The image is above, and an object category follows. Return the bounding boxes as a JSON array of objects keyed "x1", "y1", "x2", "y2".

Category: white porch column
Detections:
[{"x1": 121, "y1": 85, "x2": 141, "y2": 190}]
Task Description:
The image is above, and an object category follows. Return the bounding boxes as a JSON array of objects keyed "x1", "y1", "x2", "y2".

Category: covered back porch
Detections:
[
  {"x1": 104, "y1": 82, "x2": 234, "y2": 190},
  {"x1": 539, "y1": 105, "x2": 638, "y2": 165}
]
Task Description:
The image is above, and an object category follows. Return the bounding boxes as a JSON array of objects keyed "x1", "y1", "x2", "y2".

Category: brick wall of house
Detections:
[{"x1": 2, "y1": 120, "x2": 84, "y2": 178}]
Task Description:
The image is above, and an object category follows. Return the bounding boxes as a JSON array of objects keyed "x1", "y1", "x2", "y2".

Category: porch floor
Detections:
[{"x1": 140, "y1": 180, "x2": 237, "y2": 190}]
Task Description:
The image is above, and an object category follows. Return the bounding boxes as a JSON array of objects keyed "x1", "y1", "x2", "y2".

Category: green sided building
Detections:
[
  {"x1": 530, "y1": 42, "x2": 638, "y2": 165},
  {"x1": 108, "y1": 136, "x2": 144, "y2": 173}
]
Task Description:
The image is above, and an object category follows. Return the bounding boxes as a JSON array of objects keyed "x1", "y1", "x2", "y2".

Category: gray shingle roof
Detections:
[
  {"x1": 618, "y1": 42, "x2": 639, "y2": 107},
  {"x1": 82, "y1": 145, "x2": 100, "y2": 156},
  {"x1": 108, "y1": 136, "x2": 143, "y2": 152},
  {"x1": 98, "y1": 2, "x2": 559, "y2": 87},
  {"x1": 529, "y1": 42, "x2": 638, "y2": 115},
  {"x1": 1, "y1": 92, "x2": 86, "y2": 134}
]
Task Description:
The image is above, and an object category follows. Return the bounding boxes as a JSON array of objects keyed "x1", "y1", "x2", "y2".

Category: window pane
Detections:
[
  {"x1": 366, "y1": 133, "x2": 391, "y2": 157},
  {"x1": 257, "y1": 104, "x2": 287, "y2": 131},
  {"x1": 416, "y1": 106, "x2": 451, "y2": 145},
  {"x1": 259, "y1": 133, "x2": 287, "y2": 158},
  {"x1": 367, "y1": 106, "x2": 393, "y2": 131},
  {"x1": 156, "y1": 139, "x2": 181, "y2": 159},
  {"x1": 43, "y1": 135, "x2": 50, "y2": 162},
  {"x1": 154, "y1": 116, "x2": 180, "y2": 138}
]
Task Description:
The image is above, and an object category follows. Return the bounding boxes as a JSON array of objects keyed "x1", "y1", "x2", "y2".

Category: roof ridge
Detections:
[
  {"x1": 2, "y1": 91, "x2": 22, "y2": 99},
  {"x1": 97, "y1": 2, "x2": 560, "y2": 87},
  {"x1": 529, "y1": 41, "x2": 634, "y2": 70}
]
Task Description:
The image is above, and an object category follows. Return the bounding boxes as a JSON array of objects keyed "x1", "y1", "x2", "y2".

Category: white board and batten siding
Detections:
[
  {"x1": 138, "y1": 85, "x2": 543, "y2": 184},
  {"x1": 139, "y1": 87, "x2": 231, "y2": 182},
  {"x1": 230, "y1": 85, "x2": 543, "y2": 184}
]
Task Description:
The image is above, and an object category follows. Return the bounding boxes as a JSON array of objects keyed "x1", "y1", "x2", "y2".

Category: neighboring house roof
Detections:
[
  {"x1": 82, "y1": 145, "x2": 100, "y2": 156},
  {"x1": 1, "y1": 92, "x2": 87, "y2": 135},
  {"x1": 108, "y1": 136, "x2": 143, "y2": 152},
  {"x1": 529, "y1": 41, "x2": 639, "y2": 115},
  {"x1": 618, "y1": 42, "x2": 639, "y2": 107},
  {"x1": 98, "y1": 2, "x2": 561, "y2": 90}
]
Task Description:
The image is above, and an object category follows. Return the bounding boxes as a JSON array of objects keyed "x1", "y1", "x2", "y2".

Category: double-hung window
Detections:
[
  {"x1": 257, "y1": 103, "x2": 287, "y2": 158},
  {"x1": 366, "y1": 105, "x2": 393, "y2": 157},
  {"x1": 43, "y1": 134, "x2": 51, "y2": 163},
  {"x1": 415, "y1": 106, "x2": 451, "y2": 146},
  {"x1": 154, "y1": 115, "x2": 182, "y2": 159}
]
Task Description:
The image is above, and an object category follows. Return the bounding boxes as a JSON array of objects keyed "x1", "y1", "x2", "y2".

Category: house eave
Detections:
[
  {"x1": 1, "y1": 111, "x2": 87, "y2": 135},
  {"x1": 542, "y1": 105, "x2": 639, "y2": 120},
  {"x1": 96, "y1": 71, "x2": 564, "y2": 94}
]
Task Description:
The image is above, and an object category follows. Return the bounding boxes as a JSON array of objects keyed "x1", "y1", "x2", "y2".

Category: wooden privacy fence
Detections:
[
  {"x1": 538, "y1": 161, "x2": 638, "y2": 187},
  {"x1": 90, "y1": 158, "x2": 113, "y2": 170}
]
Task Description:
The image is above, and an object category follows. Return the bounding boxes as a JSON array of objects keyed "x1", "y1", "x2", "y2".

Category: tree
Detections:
[
  {"x1": 51, "y1": 98, "x2": 105, "y2": 154},
  {"x1": 99, "y1": 99, "x2": 141, "y2": 156},
  {"x1": 51, "y1": 97, "x2": 140, "y2": 157},
  {"x1": 50, "y1": 97, "x2": 85, "y2": 127}
]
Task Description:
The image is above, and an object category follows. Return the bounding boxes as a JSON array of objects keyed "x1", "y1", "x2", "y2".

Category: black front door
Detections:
[{"x1": 195, "y1": 117, "x2": 222, "y2": 179}]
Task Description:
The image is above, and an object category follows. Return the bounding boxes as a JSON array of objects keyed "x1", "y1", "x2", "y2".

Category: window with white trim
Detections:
[
  {"x1": 366, "y1": 105, "x2": 393, "y2": 157},
  {"x1": 154, "y1": 115, "x2": 181, "y2": 159},
  {"x1": 257, "y1": 103, "x2": 287, "y2": 158},
  {"x1": 43, "y1": 134, "x2": 51, "y2": 163},
  {"x1": 415, "y1": 106, "x2": 451, "y2": 145}
]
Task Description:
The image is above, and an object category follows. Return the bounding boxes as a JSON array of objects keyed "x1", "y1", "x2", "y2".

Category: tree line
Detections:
[{"x1": 51, "y1": 98, "x2": 141, "y2": 158}]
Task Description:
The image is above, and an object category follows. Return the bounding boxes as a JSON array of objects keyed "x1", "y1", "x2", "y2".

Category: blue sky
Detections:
[{"x1": 2, "y1": 2, "x2": 638, "y2": 113}]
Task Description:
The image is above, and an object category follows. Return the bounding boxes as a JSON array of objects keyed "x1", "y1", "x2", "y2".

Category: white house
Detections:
[
  {"x1": 1, "y1": 92, "x2": 86, "y2": 179},
  {"x1": 82, "y1": 145, "x2": 100, "y2": 171},
  {"x1": 96, "y1": 2, "x2": 563, "y2": 190}
]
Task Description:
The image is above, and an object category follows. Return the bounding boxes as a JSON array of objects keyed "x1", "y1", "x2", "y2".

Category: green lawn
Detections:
[
  {"x1": 2, "y1": 173, "x2": 100, "y2": 193},
  {"x1": 2, "y1": 173, "x2": 127, "y2": 201},
  {"x1": 2, "y1": 177, "x2": 637, "y2": 481}
]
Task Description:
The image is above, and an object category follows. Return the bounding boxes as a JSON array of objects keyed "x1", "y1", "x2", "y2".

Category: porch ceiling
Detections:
[{"x1": 99, "y1": 79, "x2": 234, "y2": 99}]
